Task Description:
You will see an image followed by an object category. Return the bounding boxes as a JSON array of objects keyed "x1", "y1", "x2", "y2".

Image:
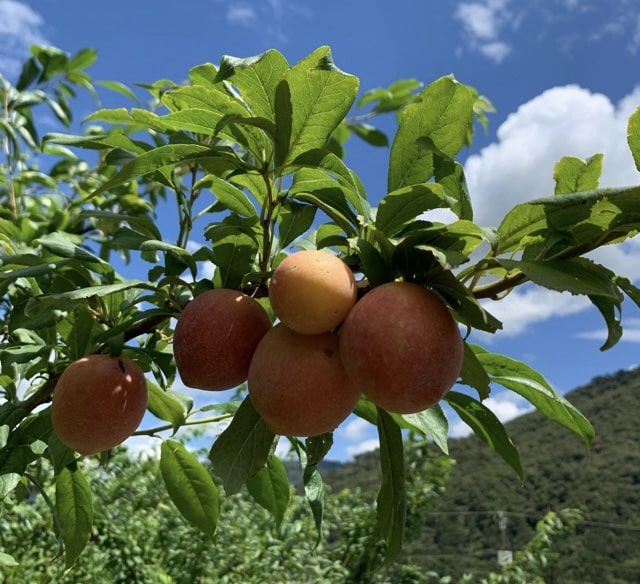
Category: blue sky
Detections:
[{"x1": 2, "y1": 0, "x2": 640, "y2": 460}]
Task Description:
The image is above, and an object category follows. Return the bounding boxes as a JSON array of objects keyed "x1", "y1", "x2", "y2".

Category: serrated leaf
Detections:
[
  {"x1": 275, "y1": 46, "x2": 359, "y2": 168},
  {"x1": 554, "y1": 154, "x2": 603, "y2": 195},
  {"x1": 147, "y1": 382, "x2": 186, "y2": 430},
  {"x1": 160, "y1": 440, "x2": 219, "y2": 536},
  {"x1": 208, "y1": 396, "x2": 275, "y2": 494},
  {"x1": 498, "y1": 257, "x2": 621, "y2": 300},
  {"x1": 445, "y1": 391, "x2": 523, "y2": 480},
  {"x1": 376, "y1": 183, "x2": 449, "y2": 236},
  {"x1": 55, "y1": 465, "x2": 94, "y2": 568},
  {"x1": 246, "y1": 455, "x2": 291, "y2": 530},
  {"x1": 471, "y1": 345, "x2": 594, "y2": 444},
  {"x1": 215, "y1": 49, "x2": 289, "y2": 121},
  {"x1": 375, "y1": 408, "x2": 406, "y2": 564},
  {"x1": 388, "y1": 76, "x2": 474, "y2": 192}
]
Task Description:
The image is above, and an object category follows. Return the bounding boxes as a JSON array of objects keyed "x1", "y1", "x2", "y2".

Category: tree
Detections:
[{"x1": 1, "y1": 43, "x2": 639, "y2": 571}]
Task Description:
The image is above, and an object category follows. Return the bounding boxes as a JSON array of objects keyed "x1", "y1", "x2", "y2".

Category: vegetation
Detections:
[
  {"x1": 1, "y1": 42, "x2": 640, "y2": 575},
  {"x1": 327, "y1": 367, "x2": 640, "y2": 582}
]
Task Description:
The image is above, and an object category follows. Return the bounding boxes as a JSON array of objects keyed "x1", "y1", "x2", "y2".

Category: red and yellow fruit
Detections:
[
  {"x1": 247, "y1": 324, "x2": 360, "y2": 436},
  {"x1": 173, "y1": 289, "x2": 272, "y2": 391},
  {"x1": 339, "y1": 281, "x2": 463, "y2": 414},
  {"x1": 51, "y1": 354, "x2": 148, "y2": 455},
  {"x1": 269, "y1": 250, "x2": 357, "y2": 334}
]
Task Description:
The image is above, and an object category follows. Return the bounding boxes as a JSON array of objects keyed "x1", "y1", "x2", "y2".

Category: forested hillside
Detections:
[{"x1": 328, "y1": 367, "x2": 640, "y2": 582}]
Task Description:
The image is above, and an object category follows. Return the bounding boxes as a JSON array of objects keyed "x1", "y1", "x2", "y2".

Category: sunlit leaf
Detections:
[
  {"x1": 275, "y1": 46, "x2": 359, "y2": 168},
  {"x1": 554, "y1": 154, "x2": 603, "y2": 195}
]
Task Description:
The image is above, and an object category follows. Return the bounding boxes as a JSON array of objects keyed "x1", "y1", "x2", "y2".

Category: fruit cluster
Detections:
[
  {"x1": 175, "y1": 249, "x2": 464, "y2": 438},
  {"x1": 50, "y1": 249, "x2": 463, "y2": 454}
]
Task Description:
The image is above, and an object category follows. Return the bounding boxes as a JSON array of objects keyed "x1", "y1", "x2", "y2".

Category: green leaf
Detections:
[
  {"x1": 388, "y1": 76, "x2": 474, "y2": 192},
  {"x1": 246, "y1": 454, "x2": 291, "y2": 531},
  {"x1": 445, "y1": 391, "x2": 523, "y2": 480},
  {"x1": 375, "y1": 408, "x2": 406, "y2": 564},
  {"x1": 160, "y1": 440, "x2": 220, "y2": 536},
  {"x1": 147, "y1": 382, "x2": 187, "y2": 430},
  {"x1": 459, "y1": 341, "x2": 492, "y2": 400},
  {"x1": 91, "y1": 143, "x2": 235, "y2": 197},
  {"x1": 347, "y1": 122, "x2": 389, "y2": 147},
  {"x1": 207, "y1": 225, "x2": 259, "y2": 289},
  {"x1": 0, "y1": 552, "x2": 18, "y2": 567},
  {"x1": 554, "y1": 154, "x2": 603, "y2": 194},
  {"x1": 289, "y1": 168, "x2": 359, "y2": 235},
  {"x1": 353, "y1": 236, "x2": 393, "y2": 288},
  {"x1": 25, "y1": 281, "x2": 145, "y2": 316},
  {"x1": 627, "y1": 105, "x2": 640, "y2": 171},
  {"x1": 471, "y1": 345, "x2": 595, "y2": 444},
  {"x1": 498, "y1": 257, "x2": 621, "y2": 300},
  {"x1": 275, "y1": 46, "x2": 359, "y2": 168},
  {"x1": 400, "y1": 405, "x2": 449, "y2": 455},
  {"x1": 215, "y1": 49, "x2": 289, "y2": 121},
  {"x1": 97, "y1": 79, "x2": 138, "y2": 101},
  {"x1": 375, "y1": 183, "x2": 449, "y2": 236},
  {"x1": 278, "y1": 200, "x2": 317, "y2": 248},
  {"x1": 208, "y1": 397, "x2": 275, "y2": 495},
  {"x1": 55, "y1": 465, "x2": 94, "y2": 568},
  {"x1": 36, "y1": 232, "x2": 113, "y2": 275},
  {"x1": 207, "y1": 174, "x2": 258, "y2": 217}
]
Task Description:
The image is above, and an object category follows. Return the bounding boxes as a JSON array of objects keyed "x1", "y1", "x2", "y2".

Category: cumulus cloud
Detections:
[
  {"x1": 461, "y1": 84, "x2": 640, "y2": 337},
  {"x1": 0, "y1": 0, "x2": 48, "y2": 76},
  {"x1": 465, "y1": 84, "x2": 640, "y2": 227}
]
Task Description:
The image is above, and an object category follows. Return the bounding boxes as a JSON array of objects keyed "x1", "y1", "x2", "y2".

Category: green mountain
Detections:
[{"x1": 327, "y1": 367, "x2": 640, "y2": 583}]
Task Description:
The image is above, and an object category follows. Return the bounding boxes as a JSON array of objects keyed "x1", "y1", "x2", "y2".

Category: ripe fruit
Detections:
[
  {"x1": 268, "y1": 249, "x2": 357, "y2": 335},
  {"x1": 51, "y1": 354, "x2": 148, "y2": 455},
  {"x1": 339, "y1": 281, "x2": 463, "y2": 414},
  {"x1": 173, "y1": 289, "x2": 272, "y2": 391},
  {"x1": 247, "y1": 324, "x2": 360, "y2": 436}
]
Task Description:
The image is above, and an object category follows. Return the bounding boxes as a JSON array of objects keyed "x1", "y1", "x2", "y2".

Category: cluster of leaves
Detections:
[
  {"x1": 1, "y1": 441, "x2": 577, "y2": 584},
  {"x1": 1, "y1": 44, "x2": 640, "y2": 570}
]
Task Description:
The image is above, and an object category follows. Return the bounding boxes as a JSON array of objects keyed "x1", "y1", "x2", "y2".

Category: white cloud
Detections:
[
  {"x1": 448, "y1": 391, "x2": 534, "y2": 438},
  {"x1": 227, "y1": 4, "x2": 257, "y2": 26},
  {"x1": 576, "y1": 317, "x2": 640, "y2": 343},
  {"x1": 337, "y1": 416, "x2": 379, "y2": 457},
  {"x1": 465, "y1": 84, "x2": 640, "y2": 227},
  {"x1": 477, "y1": 286, "x2": 591, "y2": 338},
  {"x1": 454, "y1": 0, "x2": 518, "y2": 63},
  {"x1": 0, "y1": 0, "x2": 48, "y2": 76},
  {"x1": 213, "y1": 0, "x2": 312, "y2": 43},
  {"x1": 345, "y1": 438, "x2": 379, "y2": 457},
  {"x1": 461, "y1": 84, "x2": 640, "y2": 337}
]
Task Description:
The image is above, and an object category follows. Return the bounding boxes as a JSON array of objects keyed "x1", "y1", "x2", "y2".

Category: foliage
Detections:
[{"x1": 1, "y1": 43, "x2": 640, "y2": 571}]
